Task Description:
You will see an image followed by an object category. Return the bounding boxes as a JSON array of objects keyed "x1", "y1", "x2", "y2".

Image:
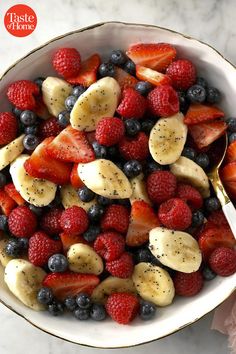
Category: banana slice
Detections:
[
  {"x1": 91, "y1": 276, "x2": 136, "y2": 304},
  {"x1": 0, "y1": 135, "x2": 24, "y2": 171},
  {"x1": 170, "y1": 156, "x2": 210, "y2": 197},
  {"x1": 67, "y1": 243, "x2": 103, "y2": 275},
  {"x1": 4, "y1": 259, "x2": 46, "y2": 310},
  {"x1": 10, "y1": 155, "x2": 57, "y2": 207},
  {"x1": 149, "y1": 113, "x2": 187, "y2": 165},
  {"x1": 132, "y1": 263, "x2": 175, "y2": 306},
  {"x1": 130, "y1": 173, "x2": 151, "y2": 205},
  {"x1": 78, "y1": 159, "x2": 132, "y2": 199},
  {"x1": 149, "y1": 227, "x2": 202, "y2": 273},
  {"x1": 60, "y1": 184, "x2": 96, "y2": 211},
  {"x1": 42, "y1": 77, "x2": 72, "y2": 117},
  {"x1": 70, "y1": 77, "x2": 121, "y2": 132},
  {"x1": 0, "y1": 239, "x2": 14, "y2": 267}
]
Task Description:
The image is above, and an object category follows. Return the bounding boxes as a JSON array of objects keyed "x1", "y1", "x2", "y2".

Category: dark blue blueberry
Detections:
[
  {"x1": 65, "y1": 95, "x2": 77, "y2": 111},
  {"x1": 226, "y1": 118, "x2": 236, "y2": 133},
  {"x1": 5, "y1": 239, "x2": 21, "y2": 257},
  {"x1": 18, "y1": 238, "x2": 29, "y2": 250},
  {"x1": 206, "y1": 87, "x2": 221, "y2": 104},
  {"x1": 12, "y1": 106, "x2": 22, "y2": 118},
  {"x1": 123, "y1": 59, "x2": 136, "y2": 75},
  {"x1": 64, "y1": 296, "x2": 77, "y2": 311},
  {"x1": 98, "y1": 62, "x2": 115, "y2": 77},
  {"x1": 47, "y1": 190, "x2": 61, "y2": 209},
  {"x1": 24, "y1": 125, "x2": 39, "y2": 135},
  {"x1": 123, "y1": 160, "x2": 142, "y2": 178},
  {"x1": 92, "y1": 141, "x2": 107, "y2": 158},
  {"x1": 90, "y1": 303, "x2": 106, "y2": 321},
  {"x1": 76, "y1": 293, "x2": 92, "y2": 309},
  {"x1": 87, "y1": 204, "x2": 104, "y2": 222},
  {"x1": 37, "y1": 287, "x2": 53, "y2": 305},
  {"x1": 135, "y1": 81, "x2": 152, "y2": 96},
  {"x1": 186, "y1": 84, "x2": 206, "y2": 103},
  {"x1": 191, "y1": 210, "x2": 205, "y2": 228},
  {"x1": 125, "y1": 119, "x2": 141, "y2": 136},
  {"x1": 58, "y1": 110, "x2": 70, "y2": 127},
  {"x1": 134, "y1": 248, "x2": 152, "y2": 263},
  {"x1": 83, "y1": 224, "x2": 101, "y2": 242},
  {"x1": 145, "y1": 161, "x2": 164, "y2": 175},
  {"x1": 48, "y1": 254, "x2": 68, "y2": 272},
  {"x1": 178, "y1": 91, "x2": 190, "y2": 114},
  {"x1": 107, "y1": 145, "x2": 119, "y2": 160},
  {"x1": 0, "y1": 172, "x2": 7, "y2": 188},
  {"x1": 72, "y1": 85, "x2": 86, "y2": 98},
  {"x1": 141, "y1": 119, "x2": 155, "y2": 134},
  {"x1": 28, "y1": 204, "x2": 43, "y2": 217},
  {"x1": 195, "y1": 153, "x2": 210, "y2": 169},
  {"x1": 23, "y1": 134, "x2": 39, "y2": 151},
  {"x1": 78, "y1": 186, "x2": 95, "y2": 202},
  {"x1": 202, "y1": 266, "x2": 217, "y2": 281},
  {"x1": 181, "y1": 147, "x2": 196, "y2": 161},
  {"x1": 73, "y1": 307, "x2": 90, "y2": 320},
  {"x1": 139, "y1": 301, "x2": 156, "y2": 321},
  {"x1": 196, "y1": 77, "x2": 208, "y2": 88},
  {"x1": 97, "y1": 195, "x2": 113, "y2": 206},
  {"x1": 110, "y1": 50, "x2": 126, "y2": 66},
  {"x1": 20, "y1": 110, "x2": 37, "y2": 126},
  {"x1": 33, "y1": 77, "x2": 45, "y2": 90},
  {"x1": 117, "y1": 198, "x2": 130, "y2": 207},
  {"x1": 115, "y1": 161, "x2": 124, "y2": 171},
  {"x1": 229, "y1": 132, "x2": 236, "y2": 144},
  {"x1": 48, "y1": 301, "x2": 64, "y2": 316},
  {"x1": 204, "y1": 197, "x2": 221, "y2": 212},
  {"x1": 0, "y1": 215, "x2": 8, "y2": 231}
]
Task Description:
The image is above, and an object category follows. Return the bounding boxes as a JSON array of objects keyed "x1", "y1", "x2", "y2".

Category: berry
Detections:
[
  {"x1": 195, "y1": 153, "x2": 210, "y2": 169},
  {"x1": 4, "y1": 183, "x2": 24, "y2": 206},
  {"x1": 94, "y1": 231, "x2": 125, "y2": 261},
  {"x1": 12, "y1": 106, "x2": 22, "y2": 117},
  {"x1": 123, "y1": 59, "x2": 136, "y2": 75},
  {"x1": 34, "y1": 77, "x2": 45, "y2": 89},
  {"x1": 173, "y1": 271, "x2": 203, "y2": 296},
  {"x1": 123, "y1": 160, "x2": 142, "y2": 178},
  {"x1": 204, "y1": 197, "x2": 221, "y2": 212},
  {"x1": 0, "y1": 112, "x2": 18, "y2": 145},
  {"x1": 202, "y1": 266, "x2": 216, "y2": 281},
  {"x1": 196, "y1": 77, "x2": 208, "y2": 88},
  {"x1": 0, "y1": 215, "x2": 8, "y2": 231},
  {"x1": 97, "y1": 196, "x2": 113, "y2": 207},
  {"x1": 83, "y1": 225, "x2": 101, "y2": 242},
  {"x1": 136, "y1": 65, "x2": 172, "y2": 86},
  {"x1": 147, "y1": 85, "x2": 179, "y2": 117},
  {"x1": 147, "y1": 171, "x2": 177, "y2": 204},
  {"x1": 139, "y1": 301, "x2": 156, "y2": 321},
  {"x1": 107, "y1": 145, "x2": 119, "y2": 160},
  {"x1": 90, "y1": 303, "x2": 106, "y2": 321},
  {"x1": 7, "y1": 80, "x2": 39, "y2": 111},
  {"x1": 95, "y1": 117, "x2": 125, "y2": 146},
  {"x1": 0, "y1": 189, "x2": 16, "y2": 216},
  {"x1": 119, "y1": 132, "x2": 149, "y2": 161},
  {"x1": 39, "y1": 117, "x2": 62, "y2": 138},
  {"x1": 48, "y1": 301, "x2": 64, "y2": 316},
  {"x1": 113, "y1": 66, "x2": 138, "y2": 91},
  {"x1": 98, "y1": 62, "x2": 115, "y2": 77},
  {"x1": 145, "y1": 160, "x2": 163, "y2": 175},
  {"x1": 87, "y1": 204, "x2": 105, "y2": 222},
  {"x1": 178, "y1": 91, "x2": 190, "y2": 114},
  {"x1": 5, "y1": 239, "x2": 21, "y2": 257},
  {"x1": 184, "y1": 103, "x2": 224, "y2": 125},
  {"x1": 73, "y1": 307, "x2": 90, "y2": 320},
  {"x1": 226, "y1": 117, "x2": 236, "y2": 132},
  {"x1": 207, "y1": 210, "x2": 229, "y2": 227},
  {"x1": 206, "y1": 87, "x2": 221, "y2": 104},
  {"x1": 60, "y1": 206, "x2": 89, "y2": 235},
  {"x1": 141, "y1": 119, "x2": 155, "y2": 134},
  {"x1": 134, "y1": 248, "x2": 155, "y2": 264},
  {"x1": 72, "y1": 85, "x2": 86, "y2": 97},
  {"x1": 101, "y1": 204, "x2": 129, "y2": 234},
  {"x1": 67, "y1": 54, "x2": 101, "y2": 87},
  {"x1": 37, "y1": 287, "x2": 53, "y2": 305},
  {"x1": 20, "y1": 110, "x2": 37, "y2": 126},
  {"x1": 92, "y1": 141, "x2": 107, "y2": 158},
  {"x1": 24, "y1": 125, "x2": 38, "y2": 135},
  {"x1": 48, "y1": 254, "x2": 68, "y2": 272},
  {"x1": 189, "y1": 120, "x2": 227, "y2": 149},
  {"x1": 229, "y1": 132, "x2": 236, "y2": 144},
  {"x1": 64, "y1": 296, "x2": 77, "y2": 311},
  {"x1": 78, "y1": 186, "x2": 95, "y2": 202},
  {"x1": 191, "y1": 210, "x2": 205, "y2": 228},
  {"x1": 23, "y1": 134, "x2": 39, "y2": 151},
  {"x1": 166, "y1": 59, "x2": 196, "y2": 90},
  {"x1": 106, "y1": 252, "x2": 134, "y2": 278},
  {"x1": 110, "y1": 50, "x2": 126, "y2": 66},
  {"x1": 181, "y1": 147, "x2": 196, "y2": 161},
  {"x1": 18, "y1": 237, "x2": 29, "y2": 250},
  {"x1": 105, "y1": 292, "x2": 139, "y2": 324},
  {"x1": 116, "y1": 88, "x2": 147, "y2": 119},
  {"x1": 57, "y1": 110, "x2": 70, "y2": 127},
  {"x1": 28, "y1": 204, "x2": 43, "y2": 217},
  {"x1": 52, "y1": 48, "x2": 81, "y2": 79},
  {"x1": 0, "y1": 173, "x2": 7, "y2": 188},
  {"x1": 40, "y1": 208, "x2": 63, "y2": 235},
  {"x1": 158, "y1": 198, "x2": 192, "y2": 230},
  {"x1": 135, "y1": 81, "x2": 152, "y2": 96},
  {"x1": 124, "y1": 119, "x2": 141, "y2": 136},
  {"x1": 65, "y1": 95, "x2": 77, "y2": 111},
  {"x1": 76, "y1": 293, "x2": 92, "y2": 309},
  {"x1": 209, "y1": 247, "x2": 236, "y2": 276},
  {"x1": 176, "y1": 183, "x2": 203, "y2": 210},
  {"x1": 8, "y1": 205, "x2": 37, "y2": 238},
  {"x1": 186, "y1": 84, "x2": 206, "y2": 103}
]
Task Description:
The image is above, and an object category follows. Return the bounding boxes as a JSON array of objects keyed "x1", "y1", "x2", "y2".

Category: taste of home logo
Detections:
[{"x1": 4, "y1": 4, "x2": 37, "y2": 37}]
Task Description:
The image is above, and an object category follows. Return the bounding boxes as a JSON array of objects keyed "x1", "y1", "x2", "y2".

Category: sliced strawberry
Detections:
[
  {"x1": 126, "y1": 200, "x2": 160, "y2": 247},
  {"x1": 43, "y1": 272, "x2": 100, "y2": 300},
  {"x1": 24, "y1": 137, "x2": 72, "y2": 185},
  {"x1": 70, "y1": 164, "x2": 84, "y2": 189},
  {"x1": 136, "y1": 65, "x2": 171, "y2": 86},
  {"x1": 188, "y1": 120, "x2": 227, "y2": 149},
  {"x1": 226, "y1": 141, "x2": 236, "y2": 163},
  {"x1": 184, "y1": 103, "x2": 224, "y2": 125},
  {"x1": 67, "y1": 54, "x2": 101, "y2": 87},
  {"x1": 114, "y1": 67, "x2": 138, "y2": 91},
  {"x1": 0, "y1": 189, "x2": 16, "y2": 216},
  {"x1": 46, "y1": 126, "x2": 95, "y2": 163},
  {"x1": 60, "y1": 232, "x2": 89, "y2": 253},
  {"x1": 86, "y1": 131, "x2": 96, "y2": 144},
  {"x1": 221, "y1": 162, "x2": 236, "y2": 199},
  {"x1": 34, "y1": 96, "x2": 51, "y2": 119},
  {"x1": 4, "y1": 183, "x2": 25, "y2": 205},
  {"x1": 126, "y1": 43, "x2": 176, "y2": 72}
]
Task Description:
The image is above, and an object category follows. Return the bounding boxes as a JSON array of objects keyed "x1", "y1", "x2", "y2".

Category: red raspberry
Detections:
[
  {"x1": 119, "y1": 132, "x2": 149, "y2": 161},
  {"x1": 147, "y1": 171, "x2": 177, "y2": 204},
  {"x1": 7, "y1": 80, "x2": 40, "y2": 111},
  {"x1": 52, "y1": 48, "x2": 81, "y2": 79},
  {"x1": 116, "y1": 87, "x2": 147, "y2": 119},
  {"x1": 0, "y1": 112, "x2": 18, "y2": 146},
  {"x1": 173, "y1": 271, "x2": 203, "y2": 296},
  {"x1": 176, "y1": 183, "x2": 203, "y2": 210},
  {"x1": 209, "y1": 247, "x2": 236, "y2": 276},
  {"x1": 60, "y1": 206, "x2": 89, "y2": 235},
  {"x1": 28, "y1": 231, "x2": 62, "y2": 266},
  {"x1": 158, "y1": 198, "x2": 192, "y2": 230},
  {"x1": 106, "y1": 292, "x2": 139, "y2": 324},
  {"x1": 147, "y1": 85, "x2": 179, "y2": 117},
  {"x1": 207, "y1": 210, "x2": 228, "y2": 228},
  {"x1": 40, "y1": 208, "x2": 63, "y2": 235},
  {"x1": 106, "y1": 252, "x2": 134, "y2": 278},
  {"x1": 93, "y1": 231, "x2": 125, "y2": 261},
  {"x1": 166, "y1": 59, "x2": 197, "y2": 90},
  {"x1": 95, "y1": 117, "x2": 125, "y2": 146},
  {"x1": 8, "y1": 205, "x2": 37, "y2": 238},
  {"x1": 39, "y1": 117, "x2": 63, "y2": 138},
  {"x1": 101, "y1": 204, "x2": 129, "y2": 233}
]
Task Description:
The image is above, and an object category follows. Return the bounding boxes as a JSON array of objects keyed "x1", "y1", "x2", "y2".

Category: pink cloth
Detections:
[{"x1": 212, "y1": 291, "x2": 236, "y2": 353}]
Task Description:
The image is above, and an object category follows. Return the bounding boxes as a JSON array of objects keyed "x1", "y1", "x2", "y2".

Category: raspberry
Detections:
[
  {"x1": 39, "y1": 117, "x2": 62, "y2": 138},
  {"x1": 176, "y1": 183, "x2": 203, "y2": 210},
  {"x1": 207, "y1": 210, "x2": 228, "y2": 227},
  {"x1": 147, "y1": 85, "x2": 179, "y2": 117},
  {"x1": 116, "y1": 87, "x2": 147, "y2": 119},
  {"x1": 95, "y1": 117, "x2": 125, "y2": 146},
  {"x1": 147, "y1": 171, "x2": 177, "y2": 204},
  {"x1": 173, "y1": 271, "x2": 203, "y2": 296},
  {"x1": 101, "y1": 204, "x2": 129, "y2": 233},
  {"x1": 0, "y1": 112, "x2": 18, "y2": 145},
  {"x1": 93, "y1": 231, "x2": 125, "y2": 261},
  {"x1": 209, "y1": 247, "x2": 236, "y2": 276},
  {"x1": 158, "y1": 198, "x2": 192, "y2": 230},
  {"x1": 60, "y1": 206, "x2": 89, "y2": 235},
  {"x1": 106, "y1": 252, "x2": 134, "y2": 278},
  {"x1": 28, "y1": 231, "x2": 62, "y2": 266},
  {"x1": 8, "y1": 205, "x2": 37, "y2": 238},
  {"x1": 106, "y1": 292, "x2": 139, "y2": 324},
  {"x1": 7, "y1": 80, "x2": 40, "y2": 111},
  {"x1": 166, "y1": 59, "x2": 197, "y2": 90},
  {"x1": 40, "y1": 208, "x2": 63, "y2": 235},
  {"x1": 52, "y1": 48, "x2": 81, "y2": 79},
  {"x1": 119, "y1": 132, "x2": 149, "y2": 161}
]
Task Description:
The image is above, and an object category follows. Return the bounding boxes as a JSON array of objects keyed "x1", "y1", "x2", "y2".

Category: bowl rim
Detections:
[{"x1": 0, "y1": 21, "x2": 235, "y2": 349}]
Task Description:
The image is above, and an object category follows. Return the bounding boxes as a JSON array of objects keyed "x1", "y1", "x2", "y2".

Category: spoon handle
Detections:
[{"x1": 222, "y1": 201, "x2": 236, "y2": 239}]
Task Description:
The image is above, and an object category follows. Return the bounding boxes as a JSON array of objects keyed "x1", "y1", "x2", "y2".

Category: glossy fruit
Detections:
[
  {"x1": 176, "y1": 183, "x2": 203, "y2": 210},
  {"x1": 52, "y1": 47, "x2": 81, "y2": 79},
  {"x1": 38, "y1": 117, "x2": 62, "y2": 138},
  {"x1": 95, "y1": 117, "x2": 125, "y2": 146},
  {"x1": 94, "y1": 231, "x2": 125, "y2": 261},
  {"x1": 209, "y1": 247, "x2": 236, "y2": 276},
  {"x1": 147, "y1": 171, "x2": 177, "y2": 204},
  {"x1": 106, "y1": 292, "x2": 139, "y2": 324},
  {"x1": 119, "y1": 132, "x2": 149, "y2": 161},
  {"x1": 40, "y1": 208, "x2": 63, "y2": 235},
  {"x1": 147, "y1": 85, "x2": 179, "y2": 117},
  {"x1": 136, "y1": 65, "x2": 171, "y2": 86},
  {"x1": 158, "y1": 198, "x2": 192, "y2": 231},
  {"x1": 189, "y1": 121, "x2": 227, "y2": 149},
  {"x1": 67, "y1": 54, "x2": 101, "y2": 87},
  {"x1": 60, "y1": 206, "x2": 89, "y2": 235},
  {"x1": 166, "y1": 59, "x2": 196, "y2": 90},
  {"x1": 106, "y1": 252, "x2": 134, "y2": 278},
  {"x1": 7, "y1": 80, "x2": 39, "y2": 111},
  {"x1": 173, "y1": 271, "x2": 203, "y2": 296},
  {"x1": 8, "y1": 205, "x2": 37, "y2": 238},
  {"x1": 101, "y1": 204, "x2": 129, "y2": 234},
  {"x1": 116, "y1": 88, "x2": 147, "y2": 119},
  {"x1": 184, "y1": 103, "x2": 224, "y2": 125},
  {"x1": 0, "y1": 112, "x2": 18, "y2": 145},
  {"x1": 114, "y1": 67, "x2": 138, "y2": 91}
]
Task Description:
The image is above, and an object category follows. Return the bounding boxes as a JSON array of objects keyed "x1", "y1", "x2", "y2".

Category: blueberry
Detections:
[
  {"x1": 83, "y1": 225, "x2": 101, "y2": 242},
  {"x1": 181, "y1": 147, "x2": 196, "y2": 161},
  {"x1": 123, "y1": 59, "x2": 136, "y2": 75},
  {"x1": 115, "y1": 161, "x2": 124, "y2": 171},
  {"x1": 97, "y1": 195, "x2": 113, "y2": 206},
  {"x1": 178, "y1": 91, "x2": 190, "y2": 114},
  {"x1": 87, "y1": 204, "x2": 104, "y2": 222},
  {"x1": 48, "y1": 254, "x2": 68, "y2": 272},
  {"x1": 18, "y1": 237, "x2": 29, "y2": 250},
  {"x1": 28, "y1": 204, "x2": 43, "y2": 216},
  {"x1": 107, "y1": 145, "x2": 119, "y2": 160},
  {"x1": 117, "y1": 198, "x2": 130, "y2": 208},
  {"x1": 23, "y1": 134, "x2": 39, "y2": 151},
  {"x1": 48, "y1": 301, "x2": 64, "y2": 316},
  {"x1": 73, "y1": 307, "x2": 90, "y2": 320},
  {"x1": 5, "y1": 239, "x2": 21, "y2": 257},
  {"x1": 195, "y1": 153, "x2": 210, "y2": 169},
  {"x1": 229, "y1": 132, "x2": 236, "y2": 144},
  {"x1": 92, "y1": 141, "x2": 107, "y2": 158},
  {"x1": 37, "y1": 287, "x2": 53, "y2": 305},
  {"x1": 98, "y1": 62, "x2": 115, "y2": 77},
  {"x1": 134, "y1": 248, "x2": 152, "y2": 263},
  {"x1": 202, "y1": 266, "x2": 217, "y2": 281},
  {"x1": 141, "y1": 119, "x2": 155, "y2": 134},
  {"x1": 196, "y1": 77, "x2": 208, "y2": 88},
  {"x1": 90, "y1": 303, "x2": 106, "y2": 321},
  {"x1": 135, "y1": 81, "x2": 152, "y2": 96},
  {"x1": 139, "y1": 301, "x2": 156, "y2": 320},
  {"x1": 123, "y1": 160, "x2": 142, "y2": 178},
  {"x1": 78, "y1": 186, "x2": 95, "y2": 202},
  {"x1": 191, "y1": 210, "x2": 205, "y2": 228},
  {"x1": 65, "y1": 95, "x2": 77, "y2": 111},
  {"x1": 47, "y1": 190, "x2": 61, "y2": 209},
  {"x1": 72, "y1": 85, "x2": 86, "y2": 98},
  {"x1": 20, "y1": 110, "x2": 37, "y2": 126},
  {"x1": 76, "y1": 293, "x2": 92, "y2": 309},
  {"x1": 125, "y1": 119, "x2": 141, "y2": 137},
  {"x1": 110, "y1": 50, "x2": 126, "y2": 66},
  {"x1": 34, "y1": 77, "x2": 45, "y2": 89},
  {"x1": 64, "y1": 296, "x2": 77, "y2": 311},
  {"x1": 24, "y1": 125, "x2": 38, "y2": 135},
  {"x1": 226, "y1": 118, "x2": 236, "y2": 133},
  {"x1": 12, "y1": 106, "x2": 22, "y2": 118},
  {"x1": 186, "y1": 84, "x2": 206, "y2": 103},
  {"x1": 204, "y1": 197, "x2": 221, "y2": 212},
  {"x1": 145, "y1": 161, "x2": 163, "y2": 175},
  {"x1": 57, "y1": 110, "x2": 70, "y2": 127},
  {"x1": 0, "y1": 172, "x2": 7, "y2": 188},
  {"x1": 206, "y1": 87, "x2": 221, "y2": 104},
  {"x1": 0, "y1": 215, "x2": 8, "y2": 231}
]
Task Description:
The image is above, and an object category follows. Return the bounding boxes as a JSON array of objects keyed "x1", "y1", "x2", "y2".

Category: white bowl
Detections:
[{"x1": 0, "y1": 22, "x2": 235, "y2": 348}]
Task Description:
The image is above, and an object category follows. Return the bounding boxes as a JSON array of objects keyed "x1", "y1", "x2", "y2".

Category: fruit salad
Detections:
[{"x1": 0, "y1": 42, "x2": 236, "y2": 325}]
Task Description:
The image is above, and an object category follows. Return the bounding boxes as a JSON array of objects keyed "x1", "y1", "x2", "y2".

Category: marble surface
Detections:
[{"x1": 0, "y1": 0, "x2": 235, "y2": 353}]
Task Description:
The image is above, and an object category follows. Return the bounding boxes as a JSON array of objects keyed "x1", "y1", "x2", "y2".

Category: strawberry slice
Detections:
[
  {"x1": 34, "y1": 96, "x2": 51, "y2": 119},
  {"x1": 4, "y1": 183, "x2": 25, "y2": 205},
  {"x1": 114, "y1": 67, "x2": 138, "y2": 91},
  {"x1": 70, "y1": 163, "x2": 84, "y2": 189},
  {"x1": 43, "y1": 272, "x2": 100, "y2": 300},
  {"x1": 0, "y1": 189, "x2": 16, "y2": 216},
  {"x1": 136, "y1": 65, "x2": 171, "y2": 86},
  {"x1": 60, "y1": 232, "x2": 89, "y2": 253},
  {"x1": 221, "y1": 162, "x2": 236, "y2": 199},
  {"x1": 126, "y1": 43, "x2": 176, "y2": 72},
  {"x1": 67, "y1": 54, "x2": 101, "y2": 87},
  {"x1": 126, "y1": 200, "x2": 160, "y2": 247},
  {"x1": 188, "y1": 120, "x2": 227, "y2": 149},
  {"x1": 46, "y1": 126, "x2": 95, "y2": 163},
  {"x1": 86, "y1": 131, "x2": 96, "y2": 144},
  {"x1": 226, "y1": 141, "x2": 236, "y2": 163},
  {"x1": 184, "y1": 103, "x2": 224, "y2": 125},
  {"x1": 24, "y1": 137, "x2": 72, "y2": 185}
]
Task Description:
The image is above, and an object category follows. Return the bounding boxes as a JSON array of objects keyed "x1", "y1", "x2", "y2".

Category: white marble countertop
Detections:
[{"x1": 0, "y1": 0, "x2": 235, "y2": 353}]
